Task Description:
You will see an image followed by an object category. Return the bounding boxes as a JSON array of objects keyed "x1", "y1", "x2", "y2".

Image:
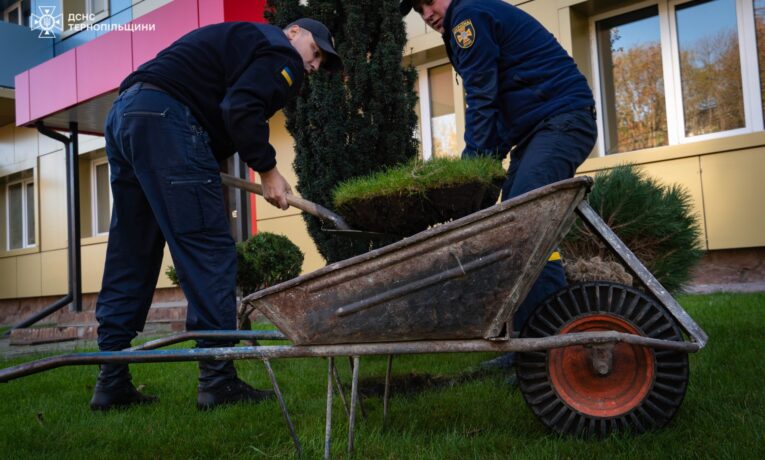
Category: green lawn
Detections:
[{"x1": 0, "y1": 293, "x2": 763, "y2": 459}]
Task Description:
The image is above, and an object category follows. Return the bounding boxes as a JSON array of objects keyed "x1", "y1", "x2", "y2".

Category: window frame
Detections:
[
  {"x1": 590, "y1": 0, "x2": 764, "y2": 156},
  {"x1": 5, "y1": 177, "x2": 35, "y2": 251},
  {"x1": 90, "y1": 156, "x2": 111, "y2": 236},
  {"x1": 416, "y1": 57, "x2": 457, "y2": 160},
  {"x1": 61, "y1": 0, "x2": 109, "y2": 38},
  {"x1": 3, "y1": 1, "x2": 22, "y2": 25}
]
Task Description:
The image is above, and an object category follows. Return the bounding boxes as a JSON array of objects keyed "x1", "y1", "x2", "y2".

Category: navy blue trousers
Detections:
[
  {"x1": 502, "y1": 108, "x2": 597, "y2": 332},
  {"x1": 96, "y1": 84, "x2": 237, "y2": 351}
]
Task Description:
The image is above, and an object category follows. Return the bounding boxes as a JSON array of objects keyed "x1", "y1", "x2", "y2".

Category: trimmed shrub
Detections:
[
  {"x1": 165, "y1": 232, "x2": 304, "y2": 330},
  {"x1": 235, "y1": 232, "x2": 304, "y2": 295},
  {"x1": 562, "y1": 164, "x2": 703, "y2": 293},
  {"x1": 166, "y1": 232, "x2": 304, "y2": 294}
]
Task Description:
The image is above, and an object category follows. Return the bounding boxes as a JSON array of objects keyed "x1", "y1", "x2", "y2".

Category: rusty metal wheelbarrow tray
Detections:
[
  {"x1": 247, "y1": 175, "x2": 707, "y2": 348},
  {"x1": 249, "y1": 176, "x2": 588, "y2": 345}
]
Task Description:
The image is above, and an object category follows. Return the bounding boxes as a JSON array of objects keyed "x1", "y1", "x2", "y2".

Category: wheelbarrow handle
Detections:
[{"x1": 220, "y1": 173, "x2": 351, "y2": 231}]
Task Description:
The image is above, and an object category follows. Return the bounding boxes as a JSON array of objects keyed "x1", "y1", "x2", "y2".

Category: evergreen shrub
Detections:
[
  {"x1": 266, "y1": 0, "x2": 419, "y2": 263},
  {"x1": 562, "y1": 164, "x2": 704, "y2": 293}
]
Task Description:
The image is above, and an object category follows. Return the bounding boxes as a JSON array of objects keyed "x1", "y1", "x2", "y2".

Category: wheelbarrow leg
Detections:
[
  {"x1": 383, "y1": 354, "x2": 394, "y2": 423},
  {"x1": 348, "y1": 356, "x2": 361, "y2": 456},
  {"x1": 262, "y1": 359, "x2": 302, "y2": 457},
  {"x1": 331, "y1": 362, "x2": 351, "y2": 417},
  {"x1": 325, "y1": 357, "x2": 334, "y2": 460},
  {"x1": 348, "y1": 356, "x2": 367, "y2": 419}
]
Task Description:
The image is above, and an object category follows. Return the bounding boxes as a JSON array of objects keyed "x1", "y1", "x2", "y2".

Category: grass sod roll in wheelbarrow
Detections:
[{"x1": 333, "y1": 157, "x2": 506, "y2": 236}]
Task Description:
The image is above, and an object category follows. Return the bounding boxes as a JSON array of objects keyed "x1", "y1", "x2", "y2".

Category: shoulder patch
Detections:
[
  {"x1": 452, "y1": 19, "x2": 475, "y2": 49},
  {"x1": 280, "y1": 66, "x2": 295, "y2": 87}
]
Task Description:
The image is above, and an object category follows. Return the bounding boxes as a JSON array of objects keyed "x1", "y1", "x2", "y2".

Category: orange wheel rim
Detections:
[{"x1": 548, "y1": 314, "x2": 655, "y2": 418}]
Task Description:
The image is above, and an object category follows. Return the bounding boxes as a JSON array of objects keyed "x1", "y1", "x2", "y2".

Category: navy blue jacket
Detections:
[
  {"x1": 121, "y1": 22, "x2": 304, "y2": 173},
  {"x1": 443, "y1": 0, "x2": 594, "y2": 152}
]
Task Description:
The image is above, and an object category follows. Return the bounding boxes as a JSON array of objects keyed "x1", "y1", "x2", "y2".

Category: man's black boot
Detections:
[
  {"x1": 90, "y1": 364, "x2": 158, "y2": 411},
  {"x1": 197, "y1": 360, "x2": 274, "y2": 410}
]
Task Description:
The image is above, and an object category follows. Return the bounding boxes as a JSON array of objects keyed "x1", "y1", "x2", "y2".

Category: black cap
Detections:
[
  {"x1": 288, "y1": 18, "x2": 343, "y2": 73},
  {"x1": 399, "y1": 1, "x2": 413, "y2": 15}
]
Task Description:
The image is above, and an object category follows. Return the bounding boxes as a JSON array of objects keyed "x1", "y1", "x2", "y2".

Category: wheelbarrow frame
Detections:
[{"x1": 0, "y1": 177, "x2": 707, "y2": 458}]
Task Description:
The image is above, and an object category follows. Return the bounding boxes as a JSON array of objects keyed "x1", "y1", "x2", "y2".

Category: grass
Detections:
[
  {"x1": 332, "y1": 157, "x2": 505, "y2": 207},
  {"x1": 0, "y1": 293, "x2": 763, "y2": 459}
]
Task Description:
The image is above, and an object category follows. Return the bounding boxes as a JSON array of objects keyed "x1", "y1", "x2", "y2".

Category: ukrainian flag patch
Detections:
[{"x1": 281, "y1": 66, "x2": 294, "y2": 87}]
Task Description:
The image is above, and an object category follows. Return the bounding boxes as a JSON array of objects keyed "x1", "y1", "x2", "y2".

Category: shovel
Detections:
[{"x1": 220, "y1": 173, "x2": 395, "y2": 240}]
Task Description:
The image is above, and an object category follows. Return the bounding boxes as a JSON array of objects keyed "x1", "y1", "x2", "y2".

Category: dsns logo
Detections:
[{"x1": 31, "y1": 6, "x2": 63, "y2": 38}]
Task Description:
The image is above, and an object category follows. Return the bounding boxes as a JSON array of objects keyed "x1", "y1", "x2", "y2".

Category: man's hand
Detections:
[{"x1": 259, "y1": 167, "x2": 292, "y2": 210}]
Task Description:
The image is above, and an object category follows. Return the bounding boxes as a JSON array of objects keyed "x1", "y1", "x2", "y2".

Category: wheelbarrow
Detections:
[{"x1": 0, "y1": 176, "x2": 707, "y2": 458}]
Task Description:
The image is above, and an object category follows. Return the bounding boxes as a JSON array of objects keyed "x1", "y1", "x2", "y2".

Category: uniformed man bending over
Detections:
[
  {"x1": 400, "y1": 0, "x2": 597, "y2": 368},
  {"x1": 91, "y1": 18, "x2": 342, "y2": 411}
]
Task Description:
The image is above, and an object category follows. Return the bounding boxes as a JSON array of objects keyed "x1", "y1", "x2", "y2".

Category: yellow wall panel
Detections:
[
  {"x1": 40, "y1": 249, "x2": 68, "y2": 296},
  {"x1": 0, "y1": 124, "x2": 14, "y2": 169},
  {"x1": 519, "y1": 0, "x2": 559, "y2": 38},
  {"x1": 38, "y1": 131, "x2": 62, "y2": 156},
  {"x1": 637, "y1": 158, "x2": 707, "y2": 250},
  {"x1": 81, "y1": 243, "x2": 107, "y2": 293},
  {"x1": 701, "y1": 150, "x2": 765, "y2": 250},
  {"x1": 404, "y1": 9, "x2": 428, "y2": 40},
  {"x1": 79, "y1": 243, "x2": 176, "y2": 293},
  {"x1": 79, "y1": 136, "x2": 106, "y2": 154},
  {"x1": 79, "y1": 159, "x2": 93, "y2": 236},
  {"x1": 0, "y1": 257, "x2": 17, "y2": 299},
  {"x1": 156, "y1": 245, "x2": 176, "y2": 288},
  {"x1": 256, "y1": 215, "x2": 325, "y2": 274},
  {"x1": 256, "y1": 111, "x2": 303, "y2": 221},
  {"x1": 13, "y1": 127, "x2": 38, "y2": 165},
  {"x1": 16, "y1": 253, "x2": 41, "y2": 298},
  {"x1": 39, "y1": 150, "x2": 68, "y2": 251}
]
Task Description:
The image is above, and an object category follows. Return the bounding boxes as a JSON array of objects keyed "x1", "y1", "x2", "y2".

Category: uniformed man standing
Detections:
[
  {"x1": 91, "y1": 18, "x2": 342, "y2": 410},
  {"x1": 400, "y1": 0, "x2": 597, "y2": 367}
]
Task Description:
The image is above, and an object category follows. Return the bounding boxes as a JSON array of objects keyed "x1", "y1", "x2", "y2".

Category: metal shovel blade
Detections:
[{"x1": 220, "y1": 173, "x2": 398, "y2": 240}]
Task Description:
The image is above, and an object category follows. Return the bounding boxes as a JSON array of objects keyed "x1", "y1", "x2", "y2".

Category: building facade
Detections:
[{"x1": 0, "y1": 0, "x2": 763, "y2": 332}]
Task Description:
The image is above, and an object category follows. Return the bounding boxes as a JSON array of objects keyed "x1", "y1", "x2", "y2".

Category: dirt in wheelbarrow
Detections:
[{"x1": 337, "y1": 180, "x2": 502, "y2": 237}]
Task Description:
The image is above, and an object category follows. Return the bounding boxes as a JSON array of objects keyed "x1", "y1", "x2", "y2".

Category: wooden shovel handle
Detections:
[{"x1": 220, "y1": 173, "x2": 351, "y2": 230}]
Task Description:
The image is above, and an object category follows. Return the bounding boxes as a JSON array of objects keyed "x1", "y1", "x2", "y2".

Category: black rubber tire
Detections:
[{"x1": 517, "y1": 282, "x2": 689, "y2": 436}]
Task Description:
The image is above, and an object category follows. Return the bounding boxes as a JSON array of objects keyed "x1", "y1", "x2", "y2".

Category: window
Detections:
[
  {"x1": 63, "y1": 0, "x2": 108, "y2": 33},
  {"x1": 675, "y1": 0, "x2": 745, "y2": 137},
  {"x1": 596, "y1": 6, "x2": 666, "y2": 154},
  {"x1": 753, "y1": 0, "x2": 765, "y2": 120},
  {"x1": 592, "y1": 0, "x2": 764, "y2": 155},
  {"x1": 417, "y1": 61, "x2": 460, "y2": 160},
  {"x1": 6, "y1": 177, "x2": 35, "y2": 250},
  {"x1": 91, "y1": 158, "x2": 111, "y2": 235},
  {"x1": 3, "y1": 1, "x2": 22, "y2": 25}
]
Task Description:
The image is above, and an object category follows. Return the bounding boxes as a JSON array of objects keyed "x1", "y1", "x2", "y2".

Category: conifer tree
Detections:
[{"x1": 266, "y1": 0, "x2": 419, "y2": 263}]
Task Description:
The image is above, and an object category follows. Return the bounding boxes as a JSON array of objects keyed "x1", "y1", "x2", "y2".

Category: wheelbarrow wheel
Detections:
[{"x1": 516, "y1": 282, "x2": 689, "y2": 436}]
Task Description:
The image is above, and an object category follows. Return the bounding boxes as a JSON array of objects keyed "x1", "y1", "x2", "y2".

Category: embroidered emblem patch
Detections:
[
  {"x1": 281, "y1": 66, "x2": 294, "y2": 87},
  {"x1": 453, "y1": 19, "x2": 475, "y2": 49}
]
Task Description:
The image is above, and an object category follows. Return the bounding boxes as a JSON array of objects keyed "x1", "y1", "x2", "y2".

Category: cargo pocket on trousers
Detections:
[{"x1": 166, "y1": 177, "x2": 221, "y2": 235}]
